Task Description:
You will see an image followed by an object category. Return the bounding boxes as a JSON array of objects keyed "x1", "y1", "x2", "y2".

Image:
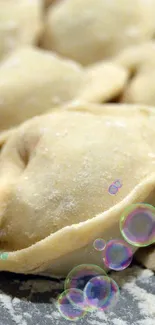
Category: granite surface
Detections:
[{"x1": 0, "y1": 262, "x2": 154, "y2": 325}]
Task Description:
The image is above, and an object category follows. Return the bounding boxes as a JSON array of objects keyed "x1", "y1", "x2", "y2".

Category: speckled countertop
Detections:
[{"x1": 0, "y1": 261, "x2": 154, "y2": 325}]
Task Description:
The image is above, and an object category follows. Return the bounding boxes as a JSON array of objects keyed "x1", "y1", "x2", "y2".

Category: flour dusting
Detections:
[{"x1": 0, "y1": 266, "x2": 154, "y2": 324}]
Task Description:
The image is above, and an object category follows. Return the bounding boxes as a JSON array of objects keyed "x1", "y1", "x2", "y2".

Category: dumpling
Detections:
[
  {"x1": 44, "y1": 0, "x2": 58, "y2": 7},
  {"x1": 41, "y1": 0, "x2": 155, "y2": 65},
  {"x1": 0, "y1": 102, "x2": 155, "y2": 276},
  {"x1": 0, "y1": 0, "x2": 42, "y2": 62},
  {"x1": 115, "y1": 42, "x2": 155, "y2": 106},
  {"x1": 0, "y1": 46, "x2": 128, "y2": 131},
  {"x1": 135, "y1": 245, "x2": 155, "y2": 270}
]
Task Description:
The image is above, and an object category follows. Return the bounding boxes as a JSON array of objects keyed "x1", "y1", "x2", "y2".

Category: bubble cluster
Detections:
[
  {"x1": 108, "y1": 179, "x2": 122, "y2": 195},
  {"x1": 57, "y1": 201, "x2": 155, "y2": 321},
  {"x1": 93, "y1": 238, "x2": 106, "y2": 251},
  {"x1": 120, "y1": 203, "x2": 155, "y2": 247},
  {"x1": 65, "y1": 264, "x2": 107, "y2": 291},
  {"x1": 57, "y1": 264, "x2": 120, "y2": 320},
  {"x1": 103, "y1": 239, "x2": 133, "y2": 271},
  {"x1": 57, "y1": 289, "x2": 87, "y2": 321}
]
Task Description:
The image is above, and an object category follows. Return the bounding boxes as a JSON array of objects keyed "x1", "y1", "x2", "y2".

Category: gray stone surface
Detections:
[{"x1": 0, "y1": 262, "x2": 154, "y2": 325}]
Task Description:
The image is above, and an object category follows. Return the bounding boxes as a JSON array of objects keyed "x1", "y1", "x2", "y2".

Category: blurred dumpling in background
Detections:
[
  {"x1": 41, "y1": 0, "x2": 155, "y2": 65},
  {"x1": 115, "y1": 42, "x2": 155, "y2": 106},
  {"x1": 44, "y1": 0, "x2": 59, "y2": 7},
  {"x1": 0, "y1": 0, "x2": 43, "y2": 62},
  {"x1": 0, "y1": 46, "x2": 128, "y2": 131}
]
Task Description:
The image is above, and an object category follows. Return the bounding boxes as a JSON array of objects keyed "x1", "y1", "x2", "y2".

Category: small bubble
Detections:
[
  {"x1": 102, "y1": 239, "x2": 133, "y2": 271},
  {"x1": 108, "y1": 184, "x2": 118, "y2": 195},
  {"x1": 93, "y1": 239, "x2": 106, "y2": 251},
  {"x1": 113, "y1": 179, "x2": 122, "y2": 188},
  {"x1": 0, "y1": 252, "x2": 8, "y2": 260}
]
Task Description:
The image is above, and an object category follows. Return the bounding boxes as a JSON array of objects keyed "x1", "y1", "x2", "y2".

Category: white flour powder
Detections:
[{"x1": 0, "y1": 266, "x2": 154, "y2": 325}]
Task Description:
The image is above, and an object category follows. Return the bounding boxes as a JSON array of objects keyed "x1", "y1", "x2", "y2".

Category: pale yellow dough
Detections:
[
  {"x1": 115, "y1": 42, "x2": 155, "y2": 106},
  {"x1": 0, "y1": 47, "x2": 128, "y2": 131},
  {"x1": 135, "y1": 245, "x2": 155, "y2": 270},
  {"x1": 0, "y1": 102, "x2": 155, "y2": 276},
  {"x1": 0, "y1": 0, "x2": 43, "y2": 62},
  {"x1": 44, "y1": 0, "x2": 59, "y2": 7},
  {"x1": 42, "y1": 0, "x2": 155, "y2": 65}
]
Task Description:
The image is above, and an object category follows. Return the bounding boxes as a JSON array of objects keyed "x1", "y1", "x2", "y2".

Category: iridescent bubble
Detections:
[
  {"x1": 84, "y1": 276, "x2": 119, "y2": 311},
  {"x1": 113, "y1": 179, "x2": 122, "y2": 189},
  {"x1": 67, "y1": 288, "x2": 87, "y2": 310},
  {"x1": 108, "y1": 184, "x2": 118, "y2": 195},
  {"x1": 120, "y1": 203, "x2": 155, "y2": 247},
  {"x1": 65, "y1": 264, "x2": 107, "y2": 292},
  {"x1": 103, "y1": 239, "x2": 133, "y2": 271},
  {"x1": 93, "y1": 238, "x2": 106, "y2": 251},
  {"x1": 0, "y1": 252, "x2": 8, "y2": 260},
  {"x1": 57, "y1": 289, "x2": 87, "y2": 321},
  {"x1": 104, "y1": 278, "x2": 120, "y2": 310}
]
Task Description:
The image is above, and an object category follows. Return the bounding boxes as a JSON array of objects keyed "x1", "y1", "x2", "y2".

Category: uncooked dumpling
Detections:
[
  {"x1": 115, "y1": 42, "x2": 155, "y2": 106},
  {"x1": 0, "y1": 0, "x2": 42, "y2": 62},
  {"x1": 42, "y1": 0, "x2": 155, "y2": 65},
  {"x1": 44, "y1": 0, "x2": 58, "y2": 7},
  {"x1": 0, "y1": 102, "x2": 155, "y2": 276},
  {"x1": 0, "y1": 46, "x2": 128, "y2": 131}
]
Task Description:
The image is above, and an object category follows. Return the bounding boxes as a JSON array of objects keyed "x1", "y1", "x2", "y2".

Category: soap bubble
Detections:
[
  {"x1": 57, "y1": 289, "x2": 87, "y2": 321},
  {"x1": 65, "y1": 264, "x2": 107, "y2": 291},
  {"x1": 93, "y1": 238, "x2": 106, "y2": 251},
  {"x1": 103, "y1": 239, "x2": 133, "y2": 271},
  {"x1": 108, "y1": 184, "x2": 118, "y2": 195},
  {"x1": 0, "y1": 252, "x2": 8, "y2": 260},
  {"x1": 66, "y1": 288, "x2": 87, "y2": 310},
  {"x1": 120, "y1": 203, "x2": 155, "y2": 247},
  {"x1": 113, "y1": 179, "x2": 122, "y2": 188},
  {"x1": 84, "y1": 275, "x2": 120, "y2": 311}
]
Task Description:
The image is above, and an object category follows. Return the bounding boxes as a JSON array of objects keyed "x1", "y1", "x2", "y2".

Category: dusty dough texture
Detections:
[
  {"x1": 115, "y1": 42, "x2": 155, "y2": 106},
  {"x1": 0, "y1": 0, "x2": 43, "y2": 62},
  {"x1": 0, "y1": 46, "x2": 128, "y2": 131},
  {"x1": 44, "y1": 0, "x2": 60, "y2": 7},
  {"x1": 42, "y1": 0, "x2": 155, "y2": 65},
  {"x1": 0, "y1": 102, "x2": 154, "y2": 276}
]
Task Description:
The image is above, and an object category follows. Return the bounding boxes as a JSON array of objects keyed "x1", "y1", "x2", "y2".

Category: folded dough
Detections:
[
  {"x1": 41, "y1": 0, "x2": 155, "y2": 65},
  {"x1": 44, "y1": 0, "x2": 58, "y2": 7},
  {"x1": 0, "y1": 46, "x2": 128, "y2": 131},
  {"x1": 0, "y1": 102, "x2": 155, "y2": 276},
  {"x1": 135, "y1": 246, "x2": 155, "y2": 269},
  {"x1": 115, "y1": 42, "x2": 155, "y2": 106},
  {"x1": 0, "y1": 0, "x2": 43, "y2": 62}
]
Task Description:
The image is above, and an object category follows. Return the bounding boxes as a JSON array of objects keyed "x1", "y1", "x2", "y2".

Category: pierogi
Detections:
[
  {"x1": 0, "y1": 47, "x2": 128, "y2": 131},
  {"x1": 115, "y1": 42, "x2": 155, "y2": 106},
  {"x1": 0, "y1": 0, "x2": 42, "y2": 62},
  {"x1": 42, "y1": 0, "x2": 155, "y2": 65},
  {"x1": 0, "y1": 102, "x2": 154, "y2": 276}
]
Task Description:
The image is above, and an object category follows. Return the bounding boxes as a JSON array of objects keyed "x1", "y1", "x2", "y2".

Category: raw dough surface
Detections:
[
  {"x1": 42, "y1": 0, "x2": 155, "y2": 65},
  {"x1": 0, "y1": 47, "x2": 128, "y2": 131},
  {"x1": 0, "y1": 0, "x2": 42, "y2": 62},
  {"x1": 116, "y1": 42, "x2": 155, "y2": 106},
  {"x1": 0, "y1": 103, "x2": 154, "y2": 276}
]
